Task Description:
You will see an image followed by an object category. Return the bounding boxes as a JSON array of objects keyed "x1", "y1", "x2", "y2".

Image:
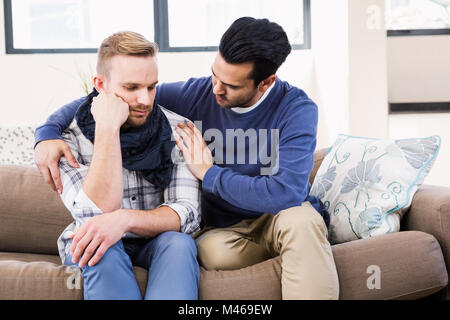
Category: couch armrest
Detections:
[
  {"x1": 0, "y1": 165, "x2": 71, "y2": 255},
  {"x1": 310, "y1": 148, "x2": 329, "y2": 184},
  {"x1": 402, "y1": 184, "x2": 450, "y2": 299}
]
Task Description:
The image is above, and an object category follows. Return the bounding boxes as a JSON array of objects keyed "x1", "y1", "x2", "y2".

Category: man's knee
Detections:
[
  {"x1": 81, "y1": 240, "x2": 129, "y2": 276},
  {"x1": 154, "y1": 231, "x2": 197, "y2": 257},
  {"x1": 196, "y1": 231, "x2": 237, "y2": 270},
  {"x1": 275, "y1": 203, "x2": 328, "y2": 235}
]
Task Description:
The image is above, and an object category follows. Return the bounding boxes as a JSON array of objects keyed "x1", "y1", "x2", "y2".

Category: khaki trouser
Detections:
[{"x1": 194, "y1": 202, "x2": 339, "y2": 300}]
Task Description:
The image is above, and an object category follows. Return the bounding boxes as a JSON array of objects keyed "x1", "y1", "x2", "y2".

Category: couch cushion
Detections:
[
  {"x1": 0, "y1": 125, "x2": 36, "y2": 166},
  {"x1": 402, "y1": 184, "x2": 450, "y2": 299},
  {"x1": 1, "y1": 231, "x2": 446, "y2": 300},
  {"x1": 198, "y1": 231, "x2": 447, "y2": 300},
  {"x1": 0, "y1": 252, "x2": 148, "y2": 299},
  {"x1": 332, "y1": 231, "x2": 448, "y2": 299},
  {"x1": 199, "y1": 256, "x2": 282, "y2": 300},
  {"x1": 0, "y1": 165, "x2": 72, "y2": 255},
  {"x1": 310, "y1": 135, "x2": 440, "y2": 244}
]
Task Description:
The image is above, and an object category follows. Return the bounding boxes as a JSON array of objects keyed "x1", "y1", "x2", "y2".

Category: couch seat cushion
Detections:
[
  {"x1": 0, "y1": 252, "x2": 147, "y2": 299},
  {"x1": 0, "y1": 231, "x2": 447, "y2": 300}
]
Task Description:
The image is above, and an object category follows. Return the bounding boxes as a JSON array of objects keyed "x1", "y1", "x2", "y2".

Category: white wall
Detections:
[
  {"x1": 348, "y1": 0, "x2": 388, "y2": 138},
  {"x1": 310, "y1": 0, "x2": 349, "y2": 149},
  {"x1": 0, "y1": 0, "x2": 381, "y2": 138},
  {"x1": 387, "y1": 34, "x2": 450, "y2": 187},
  {"x1": 0, "y1": 0, "x2": 447, "y2": 187},
  {"x1": 387, "y1": 35, "x2": 450, "y2": 102},
  {"x1": 0, "y1": 1, "x2": 314, "y2": 126},
  {"x1": 0, "y1": 0, "x2": 95, "y2": 125},
  {"x1": 311, "y1": 0, "x2": 389, "y2": 149}
]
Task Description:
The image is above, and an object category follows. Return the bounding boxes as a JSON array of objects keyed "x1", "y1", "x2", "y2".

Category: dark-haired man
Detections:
[{"x1": 34, "y1": 17, "x2": 339, "y2": 299}]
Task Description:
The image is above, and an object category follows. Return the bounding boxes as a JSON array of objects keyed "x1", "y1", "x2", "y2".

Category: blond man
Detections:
[{"x1": 51, "y1": 31, "x2": 201, "y2": 300}]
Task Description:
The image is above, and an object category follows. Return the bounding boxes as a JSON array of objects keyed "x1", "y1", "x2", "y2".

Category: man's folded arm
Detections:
[
  {"x1": 59, "y1": 121, "x2": 125, "y2": 219},
  {"x1": 104, "y1": 154, "x2": 202, "y2": 239}
]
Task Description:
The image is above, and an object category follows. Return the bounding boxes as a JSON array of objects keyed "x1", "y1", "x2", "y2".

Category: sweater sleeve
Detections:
[
  {"x1": 155, "y1": 77, "x2": 211, "y2": 120},
  {"x1": 35, "y1": 81, "x2": 185, "y2": 148},
  {"x1": 34, "y1": 96, "x2": 87, "y2": 147},
  {"x1": 202, "y1": 102, "x2": 318, "y2": 214},
  {"x1": 155, "y1": 81, "x2": 187, "y2": 116}
]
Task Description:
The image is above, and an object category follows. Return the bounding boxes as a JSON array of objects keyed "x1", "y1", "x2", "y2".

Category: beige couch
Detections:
[{"x1": 0, "y1": 148, "x2": 448, "y2": 300}]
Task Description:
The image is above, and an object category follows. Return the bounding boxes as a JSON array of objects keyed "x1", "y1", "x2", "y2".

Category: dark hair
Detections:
[{"x1": 219, "y1": 17, "x2": 292, "y2": 86}]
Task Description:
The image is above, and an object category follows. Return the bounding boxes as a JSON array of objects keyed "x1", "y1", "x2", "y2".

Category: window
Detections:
[
  {"x1": 4, "y1": 0, "x2": 154, "y2": 53},
  {"x1": 386, "y1": 0, "x2": 450, "y2": 36},
  {"x1": 155, "y1": 0, "x2": 311, "y2": 51},
  {"x1": 4, "y1": 0, "x2": 311, "y2": 53}
]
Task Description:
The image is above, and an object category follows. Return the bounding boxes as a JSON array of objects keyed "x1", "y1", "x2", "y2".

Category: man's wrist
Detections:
[
  {"x1": 201, "y1": 164, "x2": 221, "y2": 194},
  {"x1": 106, "y1": 209, "x2": 133, "y2": 234},
  {"x1": 199, "y1": 164, "x2": 213, "y2": 181},
  {"x1": 113, "y1": 209, "x2": 131, "y2": 234},
  {"x1": 95, "y1": 123, "x2": 121, "y2": 136}
]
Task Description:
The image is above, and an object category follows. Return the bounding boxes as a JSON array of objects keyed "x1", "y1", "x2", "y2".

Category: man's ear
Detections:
[
  {"x1": 258, "y1": 75, "x2": 277, "y2": 93},
  {"x1": 93, "y1": 76, "x2": 106, "y2": 93}
]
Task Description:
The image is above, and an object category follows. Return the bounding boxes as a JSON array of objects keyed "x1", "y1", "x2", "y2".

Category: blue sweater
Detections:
[{"x1": 35, "y1": 76, "x2": 329, "y2": 228}]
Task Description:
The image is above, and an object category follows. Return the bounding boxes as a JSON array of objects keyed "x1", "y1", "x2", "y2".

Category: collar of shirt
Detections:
[{"x1": 231, "y1": 81, "x2": 276, "y2": 114}]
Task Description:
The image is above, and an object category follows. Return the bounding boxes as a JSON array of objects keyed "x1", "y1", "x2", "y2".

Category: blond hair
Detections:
[{"x1": 97, "y1": 31, "x2": 158, "y2": 78}]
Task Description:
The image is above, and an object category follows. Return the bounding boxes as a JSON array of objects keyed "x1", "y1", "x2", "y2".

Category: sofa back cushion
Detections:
[
  {"x1": 0, "y1": 165, "x2": 72, "y2": 255},
  {"x1": 0, "y1": 125, "x2": 36, "y2": 166}
]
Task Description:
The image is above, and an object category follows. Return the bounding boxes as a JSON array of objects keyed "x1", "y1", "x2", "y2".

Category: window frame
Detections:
[
  {"x1": 389, "y1": 102, "x2": 450, "y2": 113},
  {"x1": 386, "y1": 0, "x2": 450, "y2": 37},
  {"x1": 154, "y1": 0, "x2": 311, "y2": 52},
  {"x1": 387, "y1": 29, "x2": 450, "y2": 37},
  {"x1": 3, "y1": 0, "x2": 98, "y2": 54},
  {"x1": 4, "y1": 0, "x2": 311, "y2": 54}
]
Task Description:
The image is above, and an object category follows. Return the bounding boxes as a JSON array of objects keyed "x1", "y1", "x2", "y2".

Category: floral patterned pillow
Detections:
[
  {"x1": 310, "y1": 134, "x2": 441, "y2": 244},
  {"x1": 0, "y1": 125, "x2": 36, "y2": 166}
]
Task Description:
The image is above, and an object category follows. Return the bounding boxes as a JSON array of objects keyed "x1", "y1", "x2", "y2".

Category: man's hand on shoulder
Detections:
[
  {"x1": 34, "y1": 139, "x2": 79, "y2": 194},
  {"x1": 174, "y1": 121, "x2": 213, "y2": 181}
]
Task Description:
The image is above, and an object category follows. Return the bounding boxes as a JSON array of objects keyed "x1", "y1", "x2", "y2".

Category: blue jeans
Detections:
[{"x1": 64, "y1": 231, "x2": 200, "y2": 300}]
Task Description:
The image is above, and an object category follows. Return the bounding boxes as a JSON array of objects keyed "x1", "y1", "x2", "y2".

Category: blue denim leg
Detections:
[
  {"x1": 64, "y1": 240, "x2": 142, "y2": 300},
  {"x1": 132, "y1": 231, "x2": 200, "y2": 300}
]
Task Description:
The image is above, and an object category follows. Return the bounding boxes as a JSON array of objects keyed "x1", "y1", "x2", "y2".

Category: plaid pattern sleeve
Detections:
[
  {"x1": 159, "y1": 107, "x2": 202, "y2": 235},
  {"x1": 159, "y1": 147, "x2": 202, "y2": 235},
  {"x1": 59, "y1": 123, "x2": 103, "y2": 223},
  {"x1": 57, "y1": 120, "x2": 103, "y2": 262}
]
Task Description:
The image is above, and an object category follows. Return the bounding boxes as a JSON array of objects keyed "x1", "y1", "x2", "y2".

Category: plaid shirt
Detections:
[{"x1": 57, "y1": 106, "x2": 201, "y2": 263}]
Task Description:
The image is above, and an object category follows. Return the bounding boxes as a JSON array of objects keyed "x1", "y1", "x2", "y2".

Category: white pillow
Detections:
[{"x1": 310, "y1": 134, "x2": 441, "y2": 244}]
